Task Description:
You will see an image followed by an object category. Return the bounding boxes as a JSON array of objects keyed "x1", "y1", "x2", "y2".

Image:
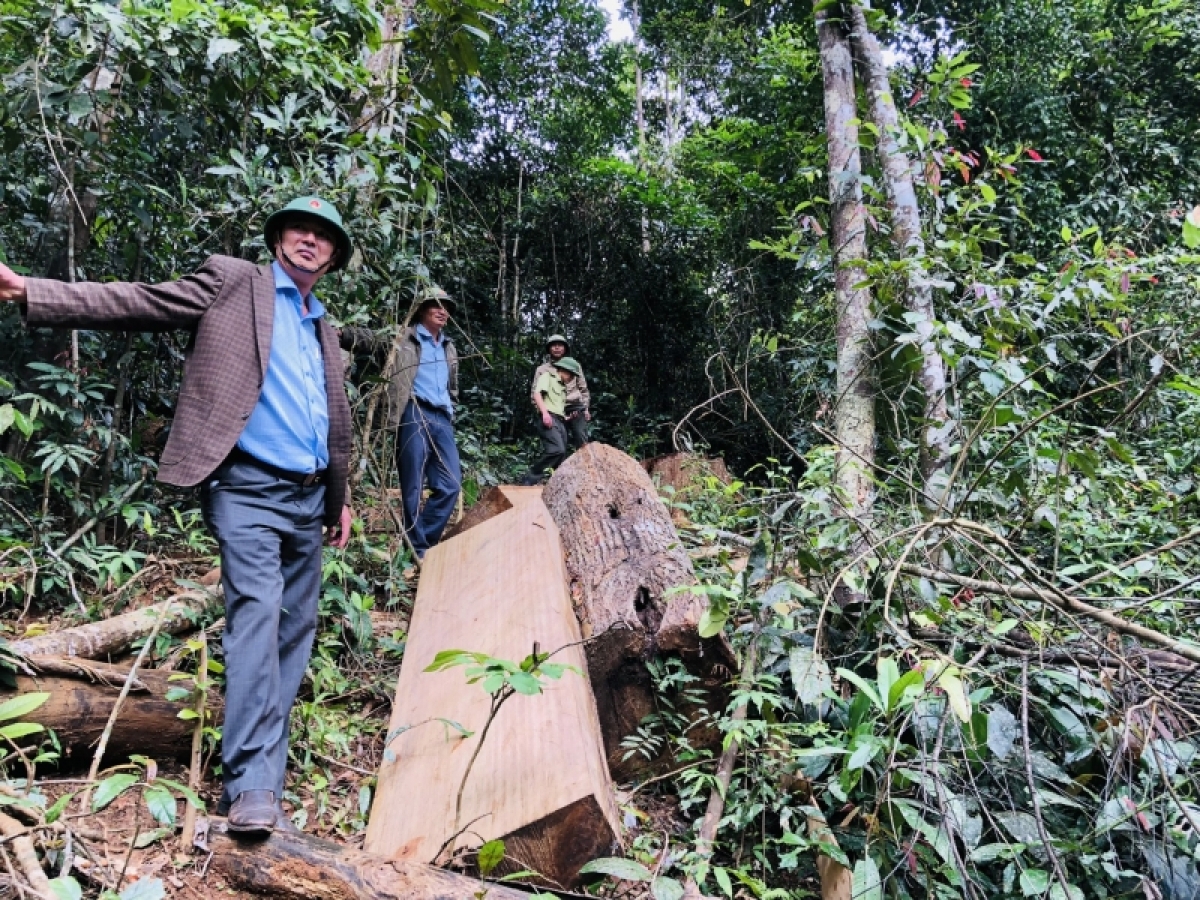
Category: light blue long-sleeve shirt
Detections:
[
  {"x1": 411, "y1": 323, "x2": 453, "y2": 415},
  {"x1": 237, "y1": 262, "x2": 329, "y2": 473}
]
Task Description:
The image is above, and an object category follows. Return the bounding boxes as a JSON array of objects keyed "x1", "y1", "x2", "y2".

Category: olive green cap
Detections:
[
  {"x1": 416, "y1": 284, "x2": 457, "y2": 316},
  {"x1": 553, "y1": 356, "x2": 582, "y2": 377},
  {"x1": 264, "y1": 196, "x2": 352, "y2": 272},
  {"x1": 545, "y1": 334, "x2": 570, "y2": 353}
]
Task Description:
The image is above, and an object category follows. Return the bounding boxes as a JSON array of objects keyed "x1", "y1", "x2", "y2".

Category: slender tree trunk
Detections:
[
  {"x1": 816, "y1": 0, "x2": 875, "y2": 606},
  {"x1": 633, "y1": 0, "x2": 650, "y2": 254},
  {"x1": 847, "y1": 2, "x2": 952, "y2": 491},
  {"x1": 512, "y1": 160, "x2": 524, "y2": 327}
]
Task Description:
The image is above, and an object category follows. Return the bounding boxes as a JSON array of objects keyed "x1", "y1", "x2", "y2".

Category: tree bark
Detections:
[
  {"x1": 846, "y1": 2, "x2": 951, "y2": 489},
  {"x1": 6, "y1": 656, "x2": 220, "y2": 765},
  {"x1": 210, "y1": 822, "x2": 533, "y2": 900},
  {"x1": 8, "y1": 590, "x2": 220, "y2": 660},
  {"x1": 816, "y1": 2, "x2": 876, "y2": 606},
  {"x1": 542, "y1": 443, "x2": 734, "y2": 779}
]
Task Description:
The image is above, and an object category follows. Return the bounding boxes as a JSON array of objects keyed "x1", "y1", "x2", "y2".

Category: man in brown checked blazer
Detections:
[{"x1": 0, "y1": 197, "x2": 354, "y2": 836}]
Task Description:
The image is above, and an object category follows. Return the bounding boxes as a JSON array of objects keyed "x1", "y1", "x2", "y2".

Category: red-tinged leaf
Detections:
[
  {"x1": 957, "y1": 163, "x2": 971, "y2": 183},
  {"x1": 1150, "y1": 276, "x2": 1159, "y2": 284},
  {"x1": 1124, "y1": 248, "x2": 1137, "y2": 258},
  {"x1": 952, "y1": 112, "x2": 966, "y2": 131},
  {"x1": 959, "y1": 77, "x2": 973, "y2": 88},
  {"x1": 908, "y1": 90, "x2": 923, "y2": 107},
  {"x1": 1120, "y1": 272, "x2": 1130, "y2": 294},
  {"x1": 1058, "y1": 261, "x2": 1073, "y2": 273},
  {"x1": 1026, "y1": 148, "x2": 1044, "y2": 161},
  {"x1": 905, "y1": 845, "x2": 918, "y2": 873}
]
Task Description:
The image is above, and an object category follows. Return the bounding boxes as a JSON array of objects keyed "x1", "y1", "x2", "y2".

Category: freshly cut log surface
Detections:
[
  {"x1": 209, "y1": 821, "x2": 531, "y2": 900},
  {"x1": 366, "y1": 494, "x2": 618, "y2": 889},
  {"x1": 9, "y1": 590, "x2": 220, "y2": 660},
  {"x1": 542, "y1": 443, "x2": 733, "y2": 778},
  {"x1": 6, "y1": 656, "x2": 220, "y2": 764}
]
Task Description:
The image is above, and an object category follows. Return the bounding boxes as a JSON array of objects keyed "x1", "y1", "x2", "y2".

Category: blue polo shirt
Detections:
[
  {"x1": 237, "y1": 262, "x2": 329, "y2": 473},
  {"x1": 411, "y1": 324, "x2": 453, "y2": 415}
]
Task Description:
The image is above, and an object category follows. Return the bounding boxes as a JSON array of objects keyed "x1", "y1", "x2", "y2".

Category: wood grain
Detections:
[{"x1": 365, "y1": 495, "x2": 618, "y2": 888}]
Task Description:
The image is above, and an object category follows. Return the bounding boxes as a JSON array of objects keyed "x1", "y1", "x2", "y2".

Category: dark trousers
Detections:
[
  {"x1": 532, "y1": 414, "x2": 569, "y2": 477},
  {"x1": 201, "y1": 457, "x2": 324, "y2": 805},
  {"x1": 397, "y1": 400, "x2": 461, "y2": 556},
  {"x1": 564, "y1": 403, "x2": 589, "y2": 450}
]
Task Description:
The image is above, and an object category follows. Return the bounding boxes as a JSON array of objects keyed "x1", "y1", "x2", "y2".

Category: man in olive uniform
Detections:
[
  {"x1": 530, "y1": 334, "x2": 590, "y2": 450},
  {"x1": 0, "y1": 196, "x2": 355, "y2": 835},
  {"x1": 522, "y1": 356, "x2": 583, "y2": 484}
]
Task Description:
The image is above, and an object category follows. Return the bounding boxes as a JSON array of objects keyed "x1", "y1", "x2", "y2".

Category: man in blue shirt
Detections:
[
  {"x1": 340, "y1": 287, "x2": 460, "y2": 558},
  {"x1": 0, "y1": 196, "x2": 355, "y2": 837}
]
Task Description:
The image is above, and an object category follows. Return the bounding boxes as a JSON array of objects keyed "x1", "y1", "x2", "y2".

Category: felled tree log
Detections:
[
  {"x1": 543, "y1": 443, "x2": 734, "y2": 779},
  {"x1": 210, "y1": 821, "x2": 531, "y2": 900},
  {"x1": 8, "y1": 590, "x2": 220, "y2": 660},
  {"x1": 6, "y1": 656, "x2": 221, "y2": 764},
  {"x1": 366, "y1": 493, "x2": 619, "y2": 889}
]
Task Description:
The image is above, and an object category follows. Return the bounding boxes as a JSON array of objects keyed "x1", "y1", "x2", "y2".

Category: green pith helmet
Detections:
[
  {"x1": 416, "y1": 284, "x2": 457, "y2": 316},
  {"x1": 545, "y1": 333, "x2": 570, "y2": 354},
  {"x1": 264, "y1": 196, "x2": 353, "y2": 272},
  {"x1": 553, "y1": 356, "x2": 582, "y2": 377}
]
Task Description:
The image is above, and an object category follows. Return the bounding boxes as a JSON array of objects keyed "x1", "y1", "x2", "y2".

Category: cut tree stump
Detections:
[
  {"x1": 543, "y1": 443, "x2": 734, "y2": 780},
  {"x1": 642, "y1": 453, "x2": 731, "y2": 492},
  {"x1": 209, "y1": 820, "x2": 531, "y2": 900},
  {"x1": 9, "y1": 590, "x2": 220, "y2": 660},
  {"x1": 365, "y1": 491, "x2": 619, "y2": 889},
  {"x1": 6, "y1": 656, "x2": 220, "y2": 764}
]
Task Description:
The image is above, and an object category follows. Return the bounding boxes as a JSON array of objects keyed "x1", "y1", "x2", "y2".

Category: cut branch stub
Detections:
[{"x1": 543, "y1": 443, "x2": 733, "y2": 778}]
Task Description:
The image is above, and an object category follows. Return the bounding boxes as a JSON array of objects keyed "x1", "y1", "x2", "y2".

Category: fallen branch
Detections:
[
  {"x1": 209, "y1": 819, "x2": 534, "y2": 900},
  {"x1": 0, "y1": 810, "x2": 52, "y2": 898},
  {"x1": 899, "y1": 564, "x2": 1200, "y2": 665},
  {"x1": 10, "y1": 589, "x2": 220, "y2": 659}
]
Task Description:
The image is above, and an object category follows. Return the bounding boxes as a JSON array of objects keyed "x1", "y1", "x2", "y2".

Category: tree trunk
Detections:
[
  {"x1": 816, "y1": 1, "x2": 876, "y2": 606},
  {"x1": 542, "y1": 443, "x2": 734, "y2": 779},
  {"x1": 8, "y1": 590, "x2": 220, "y2": 659},
  {"x1": 846, "y1": 1, "x2": 951, "y2": 490},
  {"x1": 7, "y1": 656, "x2": 220, "y2": 765},
  {"x1": 210, "y1": 822, "x2": 533, "y2": 900}
]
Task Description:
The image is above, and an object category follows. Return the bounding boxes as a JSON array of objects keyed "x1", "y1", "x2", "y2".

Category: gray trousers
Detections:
[
  {"x1": 564, "y1": 403, "x2": 589, "y2": 450},
  {"x1": 201, "y1": 457, "x2": 324, "y2": 805},
  {"x1": 532, "y1": 414, "x2": 570, "y2": 476}
]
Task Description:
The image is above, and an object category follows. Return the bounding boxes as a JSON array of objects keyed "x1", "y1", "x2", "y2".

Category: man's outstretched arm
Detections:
[{"x1": 0, "y1": 258, "x2": 224, "y2": 331}]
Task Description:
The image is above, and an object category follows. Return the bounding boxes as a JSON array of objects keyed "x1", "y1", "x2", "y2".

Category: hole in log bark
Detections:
[
  {"x1": 634, "y1": 587, "x2": 663, "y2": 633},
  {"x1": 607, "y1": 503, "x2": 620, "y2": 519}
]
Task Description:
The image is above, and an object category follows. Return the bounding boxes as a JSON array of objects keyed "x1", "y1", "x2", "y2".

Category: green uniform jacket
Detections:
[
  {"x1": 534, "y1": 370, "x2": 568, "y2": 417},
  {"x1": 340, "y1": 325, "x2": 459, "y2": 428},
  {"x1": 530, "y1": 357, "x2": 590, "y2": 410}
]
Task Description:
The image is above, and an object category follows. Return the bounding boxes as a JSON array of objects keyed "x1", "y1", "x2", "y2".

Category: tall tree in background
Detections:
[
  {"x1": 847, "y1": 1, "x2": 951, "y2": 495},
  {"x1": 815, "y1": 0, "x2": 874, "y2": 604}
]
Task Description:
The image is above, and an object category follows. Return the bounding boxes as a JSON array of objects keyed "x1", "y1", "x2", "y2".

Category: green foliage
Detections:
[{"x1": 425, "y1": 647, "x2": 578, "y2": 696}]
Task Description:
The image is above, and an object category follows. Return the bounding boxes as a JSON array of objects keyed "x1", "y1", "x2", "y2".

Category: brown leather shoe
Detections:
[
  {"x1": 227, "y1": 790, "x2": 277, "y2": 834},
  {"x1": 274, "y1": 801, "x2": 304, "y2": 836}
]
